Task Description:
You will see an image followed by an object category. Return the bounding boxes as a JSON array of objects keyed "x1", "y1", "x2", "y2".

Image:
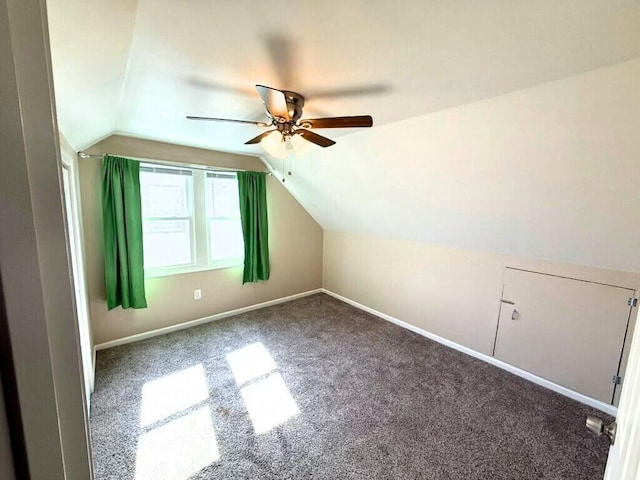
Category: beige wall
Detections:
[
  {"x1": 316, "y1": 61, "x2": 640, "y2": 406},
  {"x1": 80, "y1": 135, "x2": 323, "y2": 344},
  {"x1": 323, "y1": 231, "x2": 640, "y2": 380}
]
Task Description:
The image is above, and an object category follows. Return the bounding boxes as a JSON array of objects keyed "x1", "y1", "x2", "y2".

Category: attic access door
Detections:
[{"x1": 493, "y1": 268, "x2": 633, "y2": 404}]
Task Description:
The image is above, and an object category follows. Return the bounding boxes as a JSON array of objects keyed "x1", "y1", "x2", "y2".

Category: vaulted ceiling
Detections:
[
  {"x1": 47, "y1": 0, "x2": 640, "y2": 271},
  {"x1": 48, "y1": 0, "x2": 640, "y2": 153}
]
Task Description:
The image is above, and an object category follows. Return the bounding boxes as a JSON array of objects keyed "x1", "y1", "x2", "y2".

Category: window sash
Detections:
[
  {"x1": 143, "y1": 216, "x2": 192, "y2": 221},
  {"x1": 140, "y1": 165, "x2": 193, "y2": 217},
  {"x1": 142, "y1": 218, "x2": 195, "y2": 270},
  {"x1": 140, "y1": 163, "x2": 196, "y2": 272},
  {"x1": 205, "y1": 174, "x2": 240, "y2": 218},
  {"x1": 204, "y1": 172, "x2": 242, "y2": 265},
  {"x1": 206, "y1": 218, "x2": 244, "y2": 265},
  {"x1": 140, "y1": 165, "x2": 193, "y2": 176}
]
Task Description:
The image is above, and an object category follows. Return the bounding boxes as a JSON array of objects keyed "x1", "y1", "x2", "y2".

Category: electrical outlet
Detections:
[{"x1": 194, "y1": 289, "x2": 202, "y2": 300}]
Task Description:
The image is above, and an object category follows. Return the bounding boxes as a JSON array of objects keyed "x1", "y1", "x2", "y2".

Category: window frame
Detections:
[{"x1": 140, "y1": 162, "x2": 244, "y2": 278}]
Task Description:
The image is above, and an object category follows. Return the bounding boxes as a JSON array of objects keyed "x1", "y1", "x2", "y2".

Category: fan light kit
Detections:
[{"x1": 187, "y1": 84, "x2": 373, "y2": 158}]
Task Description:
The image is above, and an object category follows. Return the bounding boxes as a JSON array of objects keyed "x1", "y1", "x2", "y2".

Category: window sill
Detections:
[{"x1": 144, "y1": 259, "x2": 243, "y2": 279}]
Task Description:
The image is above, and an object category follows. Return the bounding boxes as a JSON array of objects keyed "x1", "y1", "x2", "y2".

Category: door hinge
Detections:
[
  {"x1": 628, "y1": 297, "x2": 637, "y2": 307},
  {"x1": 612, "y1": 375, "x2": 622, "y2": 385}
]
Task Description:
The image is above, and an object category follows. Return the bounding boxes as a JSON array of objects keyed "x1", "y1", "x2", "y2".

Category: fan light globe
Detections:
[
  {"x1": 261, "y1": 130, "x2": 286, "y2": 159},
  {"x1": 290, "y1": 133, "x2": 312, "y2": 155}
]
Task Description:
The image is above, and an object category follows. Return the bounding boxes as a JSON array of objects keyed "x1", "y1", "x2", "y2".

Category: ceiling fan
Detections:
[{"x1": 186, "y1": 84, "x2": 373, "y2": 158}]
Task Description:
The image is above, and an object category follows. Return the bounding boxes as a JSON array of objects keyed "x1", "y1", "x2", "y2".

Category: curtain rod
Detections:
[{"x1": 77, "y1": 151, "x2": 271, "y2": 175}]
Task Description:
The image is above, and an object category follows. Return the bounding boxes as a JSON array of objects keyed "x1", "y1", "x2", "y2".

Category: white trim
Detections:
[
  {"x1": 144, "y1": 259, "x2": 244, "y2": 278},
  {"x1": 322, "y1": 288, "x2": 617, "y2": 416},
  {"x1": 61, "y1": 157, "x2": 95, "y2": 407},
  {"x1": 94, "y1": 289, "x2": 323, "y2": 351},
  {"x1": 91, "y1": 347, "x2": 96, "y2": 394}
]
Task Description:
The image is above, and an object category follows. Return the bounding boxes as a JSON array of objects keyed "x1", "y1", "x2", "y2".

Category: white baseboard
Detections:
[
  {"x1": 321, "y1": 288, "x2": 617, "y2": 416},
  {"x1": 93, "y1": 286, "x2": 616, "y2": 416},
  {"x1": 94, "y1": 289, "x2": 323, "y2": 351}
]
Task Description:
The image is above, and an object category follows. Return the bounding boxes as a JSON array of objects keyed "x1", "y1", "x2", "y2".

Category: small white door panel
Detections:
[{"x1": 494, "y1": 268, "x2": 632, "y2": 404}]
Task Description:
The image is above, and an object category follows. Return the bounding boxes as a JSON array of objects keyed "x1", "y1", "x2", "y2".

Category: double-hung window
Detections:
[{"x1": 140, "y1": 162, "x2": 243, "y2": 277}]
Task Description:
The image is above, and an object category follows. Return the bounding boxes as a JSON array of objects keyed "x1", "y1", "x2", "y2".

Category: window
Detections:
[
  {"x1": 206, "y1": 172, "x2": 244, "y2": 262},
  {"x1": 140, "y1": 163, "x2": 243, "y2": 277}
]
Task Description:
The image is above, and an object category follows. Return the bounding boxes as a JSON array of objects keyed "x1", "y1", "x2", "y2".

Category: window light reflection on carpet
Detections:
[
  {"x1": 139, "y1": 364, "x2": 208, "y2": 427},
  {"x1": 226, "y1": 342, "x2": 277, "y2": 385},
  {"x1": 240, "y1": 372, "x2": 300, "y2": 435},
  {"x1": 226, "y1": 342, "x2": 300, "y2": 435},
  {"x1": 135, "y1": 406, "x2": 219, "y2": 480}
]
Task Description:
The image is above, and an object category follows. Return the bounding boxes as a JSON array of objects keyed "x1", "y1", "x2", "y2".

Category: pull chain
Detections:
[{"x1": 281, "y1": 154, "x2": 286, "y2": 183}]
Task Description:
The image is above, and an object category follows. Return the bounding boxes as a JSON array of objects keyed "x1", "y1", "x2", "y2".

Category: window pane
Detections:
[
  {"x1": 208, "y1": 219, "x2": 244, "y2": 262},
  {"x1": 206, "y1": 173, "x2": 243, "y2": 263},
  {"x1": 141, "y1": 169, "x2": 192, "y2": 218},
  {"x1": 206, "y1": 175, "x2": 240, "y2": 218},
  {"x1": 143, "y1": 220, "x2": 192, "y2": 268}
]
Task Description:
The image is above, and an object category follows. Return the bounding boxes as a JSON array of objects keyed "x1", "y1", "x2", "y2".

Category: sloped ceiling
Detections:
[
  {"x1": 49, "y1": 0, "x2": 640, "y2": 153},
  {"x1": 284, "y1": 59, "x2": 640, "y2": 272},
  {"x1": 47, "y1": 0, "x2": 137, "y2": 149},
  {"x1": 47, "y1": 1, "x2": 640, "y2": 271}
]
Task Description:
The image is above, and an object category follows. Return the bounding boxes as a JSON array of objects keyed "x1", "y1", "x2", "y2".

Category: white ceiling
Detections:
[
  {"x1": 48, "y1": 0, "x2": 640, "y2": 153},
  {"x1": 47, "y1": 0, "x2": 640, "y2": 271},
  {"x1": 47, "y1": 0, "x2": 137, "y2": 149}
]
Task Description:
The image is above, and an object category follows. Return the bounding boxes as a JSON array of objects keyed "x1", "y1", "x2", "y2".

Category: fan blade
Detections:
[
  {"x1": 186, "y1": 116, "x2": 269, "y2": 127},
  {"x1": 305, "y1": 84, "x2": 390, "y2": 99},
  {"x1": 299, "y1": 116, "x2": 373, "y2": 129},
  {"x1": 263, "y1": 33, "x2": 296, "y2": 89},
  {"x1": 256, "y1": 85, "x2": 290, "y2": 121},
  {"x1": 245, "y1": 130, "x2": 277, "y2": 145},
  {"x1": 187, "y1": 78, "x2": 255, "y2": 97},
  {"x1": 296, "y1": 129, "x2": 336, "y2": 148}
]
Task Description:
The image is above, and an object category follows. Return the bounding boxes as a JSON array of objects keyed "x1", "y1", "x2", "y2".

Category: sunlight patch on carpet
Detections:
[
  {"x1": 139, "y1": 364, "x2": 208, "y2": 427},
  {"x1": 135, "y1": 406, "x2": 219, "y2": 480},
  {"x1": 226, "y1": 342, "x2": 277, "y2": 385},
  {"x1": 240, "y1": 372, "x2": 300, "y2": 435}
]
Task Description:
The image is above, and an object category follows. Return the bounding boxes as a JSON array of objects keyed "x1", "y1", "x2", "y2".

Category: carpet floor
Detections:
[{"x1": 90, "y1": 293, "x2": 612, "y2": 479}]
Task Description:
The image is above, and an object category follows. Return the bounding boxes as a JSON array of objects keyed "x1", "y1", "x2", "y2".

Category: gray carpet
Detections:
[{"x1": 90, "y1": 293, "x2": 612, "y2": 479}]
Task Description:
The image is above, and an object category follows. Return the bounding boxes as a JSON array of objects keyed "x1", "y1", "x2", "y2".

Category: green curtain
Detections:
[
  {"x1": 102, "y1": 155, "x2": 147, "y2": 309},
  {"x1": 237, "y1": 171, "x2": 270, "y2": 283}
]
